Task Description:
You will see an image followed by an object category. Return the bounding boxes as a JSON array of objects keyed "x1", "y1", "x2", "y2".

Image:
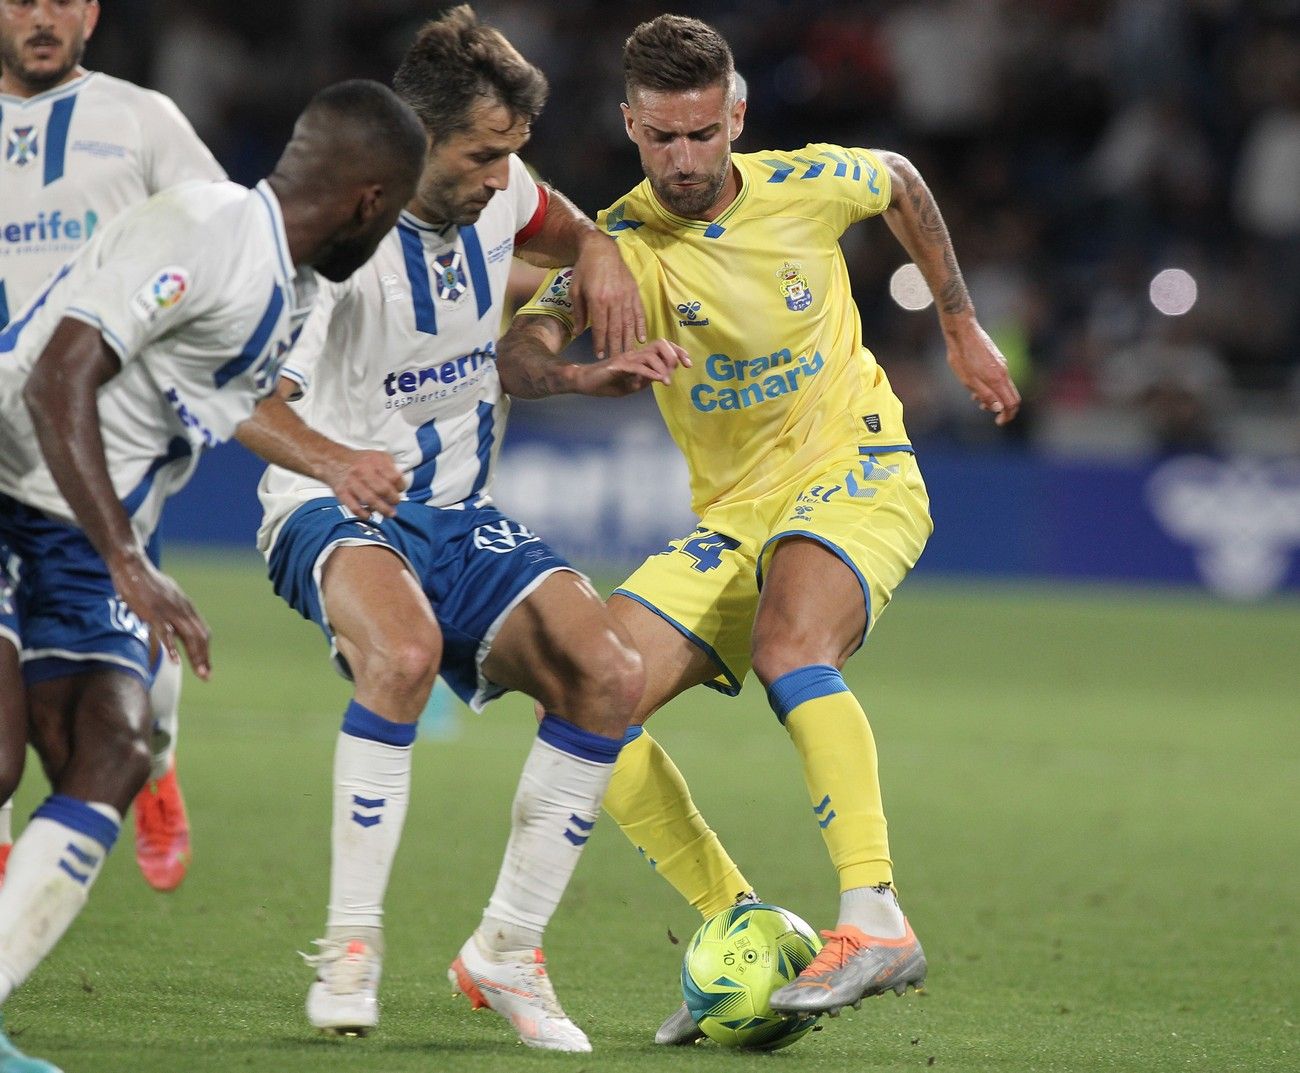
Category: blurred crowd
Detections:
[{"x1": 89, "y1": 0, "x2": 1300, "y2": 458}]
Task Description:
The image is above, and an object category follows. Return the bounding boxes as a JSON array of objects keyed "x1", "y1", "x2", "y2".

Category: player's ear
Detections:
[
  {"x1": 621, "y1": 102, "x2": 635, "y2": 142},
  {"x1": 730, "y1": 98, "x2": 746, "y2": 142},
  {"x1": 84, "y1": 0, "x2": 102, "y2": 40},
  {"x1": 353, "y1": 183, "x2": 385, "y2": 227}
]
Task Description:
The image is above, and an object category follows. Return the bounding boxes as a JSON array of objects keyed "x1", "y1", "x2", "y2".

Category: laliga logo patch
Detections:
[
  {"x1": 537, "y1": 267, "x2": 574, "y2": 311},
  {"x1": 777, "y1": 261, "x2": 813, "y2": 312},
  {"x1": 433, "y1": 250, "x2": 468, "y2": 303},
  {"x1": 5, "y1": 126, "x2": 38, "y2": 168},
  {"x1": 130, "y1": 266, "x2": 190, "y2": 324}
]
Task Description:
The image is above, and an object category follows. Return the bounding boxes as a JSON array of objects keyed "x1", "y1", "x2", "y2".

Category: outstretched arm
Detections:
[
  {"x1": 24, "y1": 317, "x2": 211, "y2": 677},
  {"x1": 498, "y1": 313, "x2": 689, "y2": 401},
  {"x1": 877, "y1": 151, "x2": 1021, "y2": 425},
  {"x1": 515, "y1": 184, "x2": 646, "y2": 359},
  {"x1": 234, "y1": 378, "x2": 405, "y2": 520}
]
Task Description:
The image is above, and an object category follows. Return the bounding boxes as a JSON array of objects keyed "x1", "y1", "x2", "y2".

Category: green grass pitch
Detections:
[{"x1": 7, "y1": 552, "x2": 1298, "y2": 1072}]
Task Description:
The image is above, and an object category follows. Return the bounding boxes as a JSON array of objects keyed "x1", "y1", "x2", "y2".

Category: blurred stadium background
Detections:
[{"x1": 96, "y1": 0, "x2": 1300, "y2": 598}]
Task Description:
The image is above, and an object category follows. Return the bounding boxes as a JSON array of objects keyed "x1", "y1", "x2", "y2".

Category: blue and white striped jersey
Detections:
[
  {"x1": 0, "y1": 180, "x2": 315, "y2": 541},
  {"x1": 257, "y1": 153, "x2": 545, "y2": 555},
  {"x1": 0, "y1": 72, "x2": 224, "y2": 329}
]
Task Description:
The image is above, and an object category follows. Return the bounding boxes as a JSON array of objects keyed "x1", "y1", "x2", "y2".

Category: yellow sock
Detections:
[
  {"x1": 604, "y1": 728, "x2": 753, "y2": 918},
  {"x1": 770, "y1": 665, "x2": 893, "y2": 891}
]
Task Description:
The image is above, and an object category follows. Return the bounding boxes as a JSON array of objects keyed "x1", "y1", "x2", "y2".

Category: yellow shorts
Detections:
[{"x1": 614, "y1": 448, "x2": 932, "y2": 694}]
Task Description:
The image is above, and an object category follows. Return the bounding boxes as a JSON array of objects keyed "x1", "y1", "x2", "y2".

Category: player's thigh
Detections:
[
  {"x1": 321, "y1": 543, "x2": 441, "y2": 685},
  {"x1": 754, "y1": 450, "x2": 931, "y2": 677},
  {"x1": 484, "y1": 571, "x2": 642, "y2": 732},
  {"x1": 607, "y1": 593, "x2": 720, "y2": 723},
  {"x1": 753, "y1": 537, "x2": 867, "y2": 678}
]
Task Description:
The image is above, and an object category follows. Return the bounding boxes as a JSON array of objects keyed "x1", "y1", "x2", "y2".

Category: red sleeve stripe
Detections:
[{"x1": 514, "y1": 183, "x2": 549, "y2": 246}]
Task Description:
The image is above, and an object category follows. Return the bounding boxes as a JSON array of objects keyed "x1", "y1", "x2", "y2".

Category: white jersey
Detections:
[
  {"x1": 0, "y1": 179, "x2": 315, "y2": 541},
  {"x1": 256, "y1": 153, "x2": 546, "y2": 554},
  {"x1": 0, "y1": 71, "x2": 225, "y2": 328}
]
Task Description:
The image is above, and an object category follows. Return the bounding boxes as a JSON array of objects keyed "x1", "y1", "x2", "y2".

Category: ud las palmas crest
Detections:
[
  {"x1": 777, "y1": 261, "x2": 813, "y2": 311},
  {"x1": 6, "y1": 126, "x2": 39, "y2": 168},
  {"x1": 433, "y1": 250, "x2": 468, "y2": 303}
]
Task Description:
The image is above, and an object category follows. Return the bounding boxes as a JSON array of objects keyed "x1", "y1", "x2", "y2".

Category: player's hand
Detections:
[
  {"x1": 325, "y1": 449, "x2": 405, "y2": 520},
  {"x1": 569, "y1": 232, "x2": 647, "y2": 359},
  {"x1": 572, "y1": 340, "x2": 691, "y2": 397},
  {"x1": 943, "y1": 319, "x2": 1021, "y2": 425},
  {"x1": 108, "y1": 549, "x2": 212, "y2": 680}
]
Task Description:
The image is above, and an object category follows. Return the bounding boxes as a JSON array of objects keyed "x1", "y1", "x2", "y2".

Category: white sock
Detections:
[
  {"x1": 478, "y1": 715, "x2": 621, "y2": 954},
  {"x1": 0, "y1": 800, "x2": 12, "y2": 845},
  {"x1": 0, "y1": 795, "x2": 120, "y2": 1002},
  {"x1": 838, "y1": 884, "x2": 906, "y2": 938},
  {"x1": 326, "y1": 702, "x2": 414, "y2": 936},
  {"x1": 147, "y1": 654, "x2": 183, "y2": 782}
]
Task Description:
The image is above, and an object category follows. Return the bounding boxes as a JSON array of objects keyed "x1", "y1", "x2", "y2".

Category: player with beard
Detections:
[
  {"x1": 245, "y1": 7, "x2": 673, "y2": 1052},
  {"x1": 0, "y1": 79, "x2": 425, "y2": 1073},
  {"x1": 0, "y1": 0, "x2": 225, "y2": 893},
  {"x1": 503, "y1": 13, "x2": 1021, "y2": 1043}
]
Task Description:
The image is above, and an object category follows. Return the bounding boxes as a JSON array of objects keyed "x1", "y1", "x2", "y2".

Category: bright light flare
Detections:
[
  {"x1": 889, "y1": 263, "x2": 933, "y2": 311},
  {"x1": 1149, "y1": 268, "x2": 1198, "y2": 316}
]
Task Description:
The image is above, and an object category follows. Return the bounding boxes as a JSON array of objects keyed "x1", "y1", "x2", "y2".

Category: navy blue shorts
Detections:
[
  {"x1": 0, "y1": 492, "x2": 151, "y2": 685},
  {"x1": 267, "y1": 498, "x2": 575, "y2": 710}
]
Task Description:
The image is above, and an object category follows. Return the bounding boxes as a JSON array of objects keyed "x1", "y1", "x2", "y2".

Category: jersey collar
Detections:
[
  {"x1": 640, "y1": 161, "x2": 750, "y2": 235},
  {"x1": 253, "y1": 180, "x2": 294, "y2": 281},
  {"x1": 0, "y1": 69, "x2": 95, "y2": 108},
  {"x1": 398, "y1": 208, "x2": 455, "y2": 239}
]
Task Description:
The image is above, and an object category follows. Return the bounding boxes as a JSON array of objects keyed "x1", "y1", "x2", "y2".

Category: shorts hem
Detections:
[
  {"x1": 22, "y1": 651, "x2": 151, "y2": 688},
  {"x1": 610, "y1": 588, "x2": 742, "y2": 696}
]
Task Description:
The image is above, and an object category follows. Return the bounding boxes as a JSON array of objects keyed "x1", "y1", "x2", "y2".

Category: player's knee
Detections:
[
  {"x1": 751, "y1": 640, "x2": 809, "y2": 689},
  {"x1": 84, "y1": 704, "x2": 152, "y2": 793},
  {"x1": 562, "y1": 641, "x2": 644, "y2": 731},
  {"x1": 364, "y1": 635, "x2": 440, "y2": 703}
]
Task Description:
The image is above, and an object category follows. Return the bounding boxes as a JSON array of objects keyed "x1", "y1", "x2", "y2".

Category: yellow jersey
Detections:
[{"x1": 519, "y1": 143, "x2": 912, "y2": 514}]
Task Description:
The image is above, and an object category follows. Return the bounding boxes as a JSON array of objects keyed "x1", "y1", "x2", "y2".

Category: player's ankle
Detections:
[{"x1": 325, "y1": 924, "x2": 384, "y2": 957}]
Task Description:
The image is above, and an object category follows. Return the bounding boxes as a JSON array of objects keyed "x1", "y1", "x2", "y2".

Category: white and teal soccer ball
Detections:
[{"x1": 681, "y1": 902, "x2": 822, "y2": 1050}]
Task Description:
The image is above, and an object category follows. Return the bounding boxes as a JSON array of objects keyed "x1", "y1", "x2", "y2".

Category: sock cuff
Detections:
[
  {"x1": 33, "y1": 794, "x2": 121, "y2": 853},
  {"x1": 538, "y1": 713, "x2": 623, "y2": 764},
  {"x1": 342, "y1": 699, "x2": 417, "y2": 747},
  {"x1": 766, "y1": 664, "x2": 849, "y2": 725}
]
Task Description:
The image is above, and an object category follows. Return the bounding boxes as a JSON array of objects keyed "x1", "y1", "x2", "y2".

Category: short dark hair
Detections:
[
  {"x1": 393, "y1": 5, "x2": 548, "y2": 143},
  {"x1": 623, "y1": 15, "x2": 734, "y2": 99},
  {"x1": 303, "y1": 79, "x2": 427, "y2": 179}
]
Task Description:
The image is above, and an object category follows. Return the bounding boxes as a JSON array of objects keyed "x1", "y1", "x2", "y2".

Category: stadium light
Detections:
[
  {"x1": 1149, "y1": 267, "x2": 1198, "y2": 316},
  {"x1": 889, "y1": 263, "x2": 933, "y2": 311}
]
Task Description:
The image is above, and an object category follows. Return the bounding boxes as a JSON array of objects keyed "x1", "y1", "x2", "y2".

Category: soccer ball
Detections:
[{"x1": 681, "y1": 902, "x2": 822, "y2": 1050}]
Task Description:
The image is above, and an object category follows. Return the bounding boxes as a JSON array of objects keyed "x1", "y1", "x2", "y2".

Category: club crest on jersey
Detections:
[
  {"x1": 130, "y1": 266, "x2": 190, "y2": 324},
  {"x1": 433, "y1": 251, "x2": 468, "y2": 303},
  {"x1": 5, "y1": 126, "x2": 38, "y2": 168},
  {"x1": 777, "y1": 261, "x2": 813, "y2": 312},
  {"x1": 675, "y1": 300, "x2": 710, "y2": 328}
]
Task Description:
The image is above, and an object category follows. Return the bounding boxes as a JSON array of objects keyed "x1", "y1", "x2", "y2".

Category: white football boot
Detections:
[
  {"x1": 447, "y1": 932, "x2": 591, "y2": 1052},
  {"x1": 303, "y1": 937, "x2": 381, "y2": 1035}
]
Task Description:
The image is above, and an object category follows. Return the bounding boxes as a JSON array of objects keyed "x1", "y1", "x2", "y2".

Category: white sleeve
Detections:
[
  {"x1": 61, "y1": 202, "x2": 222, "y2": 364},
  {"x1": 507, "y1": 154, "x2": 545, "y2": 240},
  {"x1": 136, "y1": 88, "x2": 227, "y2": 192},
  {"x1": 278, "y1": 279, "x2": 343, "y2": 398}
]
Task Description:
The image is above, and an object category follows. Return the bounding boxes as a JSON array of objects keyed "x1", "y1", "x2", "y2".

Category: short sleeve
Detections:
[
  {"x1": 506, "y1": 155, "x2": 546, "y2": 243},
  {"x1": 61, "y1": 202, "x2": 217, "y2": 364},
  {"x1": 136, "y1": 88, "x2": 227, "y2": 193},
  {"x1": 278, "y1": 279, "x2": 343, "y2": 397},
  {"x1": 762, "y1": 144, "x2": 892, "y2": 236},
  {"x1": 516, "y1": 265, "x2": 577, "y2": 334}
]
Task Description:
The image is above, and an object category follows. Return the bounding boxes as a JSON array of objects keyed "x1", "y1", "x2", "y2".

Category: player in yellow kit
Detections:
[{"x1": 499, "y1": 14, "x2": 1020, "y2": 1042}]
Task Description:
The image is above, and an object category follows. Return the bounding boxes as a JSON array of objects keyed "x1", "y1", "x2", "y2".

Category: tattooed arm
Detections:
[{"x1": 877, "y1": 151, "x2": 1021, "y2": 425}]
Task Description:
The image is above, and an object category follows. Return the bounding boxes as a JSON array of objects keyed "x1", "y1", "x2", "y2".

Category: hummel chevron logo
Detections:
[
  {"x1": 564, "y1": 813, "x2": 595, "y2": 846},
  {"x1": 351, "y1": 793, "x2": 386, "y2": 829},
  {"x1": 813, "y1": 794, "x2": 837, "y2": 829}
]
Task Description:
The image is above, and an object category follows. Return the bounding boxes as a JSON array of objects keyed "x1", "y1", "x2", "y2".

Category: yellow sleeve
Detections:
[
  {"x1": 516, "y1": 265, "x2": 578, "y2": 334},
  {"x1": 761, "y1": 143, "x2": 892, "y2": 235}
]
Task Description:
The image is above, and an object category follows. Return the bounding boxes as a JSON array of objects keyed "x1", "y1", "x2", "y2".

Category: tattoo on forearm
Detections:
[{"x1": 901, "y1": 164, "x2": 972, "y2": 316}]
